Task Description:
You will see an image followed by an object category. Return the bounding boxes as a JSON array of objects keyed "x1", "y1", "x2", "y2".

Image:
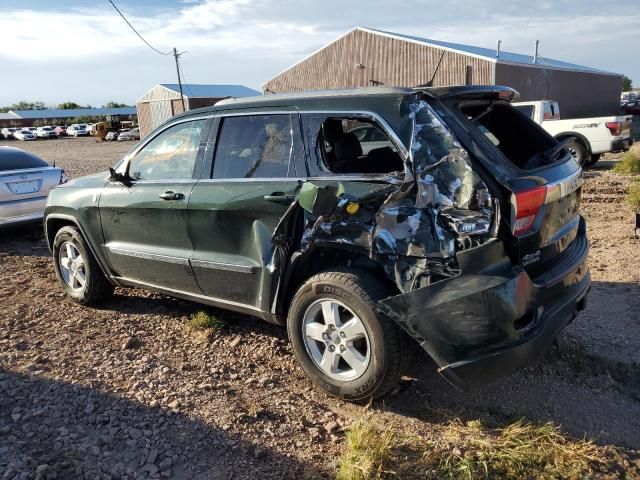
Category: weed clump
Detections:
[
  {"x1": 612, "y1": 150, "x2": 640, "y2": 175},
  {"x1": 186, "y1": 310, "x2": 225, "y2": 332},
  {"x1": 337, "y1": 420, "x2": 394, "y2": 480}
]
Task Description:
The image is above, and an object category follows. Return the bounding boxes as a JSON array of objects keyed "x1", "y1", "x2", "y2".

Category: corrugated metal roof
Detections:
[
  {"x1": 360, "y1": 27, "x2": 618, "y2": 75},
  {"x1": 0, "y1": 112, "x2": 20, "y2": 120},
  {"x1": 160, "y1": 84, "x2": 260, "y2": 98},
  {"x1": 10, "y1": 107, "x2": 137, "y2": 119}
]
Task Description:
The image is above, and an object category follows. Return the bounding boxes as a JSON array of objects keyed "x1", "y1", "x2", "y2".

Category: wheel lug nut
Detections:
[
  {"x1": 329, "y1": 325, "x2": 336, "y2": 331},
  {"x1": 340, "y1": 345, "x2": 346, "y2": 352},
  {"x1": 340, "y1": 332, "x2": 346, "y2": 338},
  {"x1": 322, "y1": 333, "x2": 330, "y2": 340},
  {"x1": 329, "y1": 345, "x2": 335, "y2": 352}
]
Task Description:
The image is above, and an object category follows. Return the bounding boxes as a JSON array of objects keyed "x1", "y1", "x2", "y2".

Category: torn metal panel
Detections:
[{"x1": 291, "y1": 97, "x2": 495, "y2": 294}]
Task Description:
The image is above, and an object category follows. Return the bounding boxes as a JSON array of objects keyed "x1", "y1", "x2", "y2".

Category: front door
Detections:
[
  {"x1": 99, "y1": 118, "x2": 209, "y2": 292},
  {"x1": 188, "y1": 112, "x2": 302, "y2": 310}
]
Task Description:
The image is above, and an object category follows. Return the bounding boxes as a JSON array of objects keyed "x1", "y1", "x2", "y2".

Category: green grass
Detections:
[
  {"x1": 612, "y1": 150, "x2": 640, "y2": 175},
  {"x1": 336, "y1": 417, "x2": 604, "y2": 480},
  {"x1": 185, "y1": 310, "x2": 225, "y2": 332},
  {"x1": 626, "y1": 180, "x2": 640, "y2": 210},
  {"x1": 429, "y1": 418, "x2": 601, "y2": 480},
  {"x1": 337, "y1": 420, "x2": 395, "y2": 480}
]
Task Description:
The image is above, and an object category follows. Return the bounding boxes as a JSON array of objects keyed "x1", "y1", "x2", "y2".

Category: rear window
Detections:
[
  {"x1": 0, "y1": 148, "x2": 49, "y2": 171},
  {"x1": 461, "y1": 102, "x2": 557, "y2": 170}
]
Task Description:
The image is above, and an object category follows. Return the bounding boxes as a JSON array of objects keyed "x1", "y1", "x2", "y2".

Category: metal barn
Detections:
[
  {"x1": 136, "y1": 84, "x2": 260, "y2": 137},
  {"x1": 263, "y1": 27, "x2": 623, "y2": 118}
]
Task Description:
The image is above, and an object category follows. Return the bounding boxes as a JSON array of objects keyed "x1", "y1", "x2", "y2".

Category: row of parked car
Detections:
[{"x1": 1, "y1": 125, "x2": 140, "y2": 141}]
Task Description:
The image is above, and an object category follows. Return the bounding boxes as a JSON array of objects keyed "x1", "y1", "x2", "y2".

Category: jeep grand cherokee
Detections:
[{"x1": 44, "y1": 86, "x2": 590, "y2": 401}]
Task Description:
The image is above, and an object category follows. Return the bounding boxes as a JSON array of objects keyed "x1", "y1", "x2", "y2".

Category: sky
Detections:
[{"x1": 0, "y1": 0, "x2": 638, "y2": 107}]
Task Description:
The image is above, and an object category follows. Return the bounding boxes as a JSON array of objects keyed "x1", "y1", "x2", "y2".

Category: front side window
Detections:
[
  {"x1": 301, "y1": 114, "x2": 403, "y2": 176},
  {"x1": 128, "y1": 119, "x2": 206, "y2": 180},
  {"x1": 213, "y1": 114, "x2": 293, "y2": 179}
]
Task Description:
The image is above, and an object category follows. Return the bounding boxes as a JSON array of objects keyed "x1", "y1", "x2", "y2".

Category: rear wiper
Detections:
[{"x1": 523, "y1": 137, "x2": 574, "y2": 169}]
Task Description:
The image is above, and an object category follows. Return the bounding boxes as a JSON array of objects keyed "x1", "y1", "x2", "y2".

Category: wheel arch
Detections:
[
  {"x1": 275, "y1": 245, "x2": 399, "y2": 318},
  {"x1": 554, "y1": 131, "x2": 591, "y2": 156},
  {"x1": 45, "y1": 213, "x2": 114, "y2": 282}
]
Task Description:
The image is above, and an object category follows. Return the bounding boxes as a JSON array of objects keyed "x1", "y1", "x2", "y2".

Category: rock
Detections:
[
  {"x1": 229, "y1": 336, "x2": 242, "y2": 348},
  {"x1": 167, "y1": 400, "x2": 180, "y2": 410},
  {"x1": 252, "y1": 447, "x2": 265, "y2": 459},
  {"x1": 34, "y1": 464, "x2": 48, "y2": 480},
  {"x1": 158, "y1": 458, "x2": 172, "y2": 471},
  {"x1": 324, "y1": 421, "x2": 339, "y2": 434},
  {"x1": 121, "y1": 337, "x2": 138, "y2": 350},
  {"x1": 258, "y1": 377, "x2": 272, "y2": 387}
]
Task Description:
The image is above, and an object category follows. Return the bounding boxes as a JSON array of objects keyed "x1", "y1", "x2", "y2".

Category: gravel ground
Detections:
[{"x1": 1, "y1": 137, "x2": 639, "y2": 479}]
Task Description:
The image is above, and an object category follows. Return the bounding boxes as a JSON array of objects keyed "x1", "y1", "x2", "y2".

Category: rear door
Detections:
[
  {"x1": 188, "y1": 111, "x2": 302, "y2": 310},
  {"x1": 99, "y1": 117, "x2": 210, "y2": 292}
]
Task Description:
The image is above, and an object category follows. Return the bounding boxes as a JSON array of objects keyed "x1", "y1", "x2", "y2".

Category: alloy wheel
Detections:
[
  {"x1": 58, "y1": 241, "x2": 86, "y2": 292},
  {"x1": 301, "y1": 298, "x2": 371, "y2": 381}
]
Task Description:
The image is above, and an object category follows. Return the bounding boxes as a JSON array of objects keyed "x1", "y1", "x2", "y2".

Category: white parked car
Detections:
[
  {"x1": 513, "y1": 100, "x2": 633, "y2": 166},
  {"x1": 36, "y1": 126, "x2": 57, "y2": 139},
  {"x1": 1, "y1": 128, "x2": 18, "y2": 139},
  {"x1": 117, "y1": 127, "x2": 140, "y2": 141},
  {"x1": 0, "y1": 146, "x2": 69, "y2": 227},
  {"x1": 13, "y1": 129, "x2": 36, "y2": 141},
  {"x1": 67, "y1": 124, "x2": 88, "y2": 137}
]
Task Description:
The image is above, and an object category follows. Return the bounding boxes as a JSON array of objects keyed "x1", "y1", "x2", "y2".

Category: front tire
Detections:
[
  {"x1": 52, "y1": 226, "x2": 114, "y2": 305},
  {"x1": 287, "y1": 269, "x2": 405, "y2": 402}
]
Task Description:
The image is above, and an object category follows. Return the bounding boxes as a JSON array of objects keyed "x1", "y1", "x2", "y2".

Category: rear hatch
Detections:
[{"x1": 428, "y1": 88, "x2": 585, "y2": 278}]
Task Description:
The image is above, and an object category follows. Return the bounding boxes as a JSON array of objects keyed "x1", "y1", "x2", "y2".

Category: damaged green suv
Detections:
[{"x1": 44, "y1": 86, "x2": 590, "y2": 401}]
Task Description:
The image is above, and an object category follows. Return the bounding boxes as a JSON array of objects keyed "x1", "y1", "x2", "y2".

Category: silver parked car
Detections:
[
  {"x1": 0, "y1": 147, "x2": 69, "y2": 227},
  {"x1": 117, "y1": 127, "x2": 140, "y2": 141}
]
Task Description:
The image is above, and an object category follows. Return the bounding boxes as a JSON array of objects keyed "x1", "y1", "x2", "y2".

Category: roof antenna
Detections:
[
  {"x1": 416, "y1": 50, "x2": 445, "y2": 87},
  {"x1": 532, "y1": 40, "x2": 539, "y2": 64},
  {"x1": 496, "y1": 40, "x2": 501, "y2": 58}
]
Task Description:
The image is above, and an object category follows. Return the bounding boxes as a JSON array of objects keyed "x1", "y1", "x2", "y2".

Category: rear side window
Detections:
[
  {"x1": 301, "y1": 114, "x2": 403, "y2": 176},
  {"x1": 213, "y1": 114, "x2": 292, "y2": 179},
  {"x1": 0, "y1": 148, "x2": 48, "y2": 171},
  {"x1": 513, "y1": 104, "x2": 534, "y2": 119}
]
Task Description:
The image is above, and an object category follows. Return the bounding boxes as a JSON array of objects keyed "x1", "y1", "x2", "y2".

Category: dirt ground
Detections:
[{"x1": 0, "y1": 136, "x2": 639, "y2": 479}]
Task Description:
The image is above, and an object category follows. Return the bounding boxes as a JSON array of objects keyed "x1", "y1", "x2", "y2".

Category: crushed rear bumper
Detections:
[{"x1": 377, "y1": 231, "x2": 590, "y2": 390}]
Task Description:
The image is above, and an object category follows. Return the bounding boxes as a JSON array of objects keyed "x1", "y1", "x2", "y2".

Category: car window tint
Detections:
[
  {"x1": 128, "y1": 120, "x2": 205, "y2": 180},
  {"x1": 213, "y1": 115, "x2": 292, "y2": 179},
  {"x1": 0, "y1": 148, "x2": 48, "y2": 170}
]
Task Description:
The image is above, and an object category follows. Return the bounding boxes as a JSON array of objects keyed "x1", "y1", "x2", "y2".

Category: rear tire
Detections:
[
  {"x1": 287, "y1": 269, "x2": 406, "y2": 402},
  {"x1": 566, "y1": 139, "x2": 588, "y2": 166},
  {"x1": 52, "y1": 226, "x2": 114, "y2": 305},
  {"x1": 585, "y1": 153, "x2": 601, "y2": 167}
]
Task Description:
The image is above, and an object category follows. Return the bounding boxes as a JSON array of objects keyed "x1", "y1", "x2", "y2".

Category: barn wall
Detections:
[
  {"x1": 263, "y1": 29, "x2": 494, "y2": 93},
  {"x1": 187, "y1": 97, "x2": 225, "y2": 110},
  {"x1": 495, "y1": 63, "x2": 622, "y2": 118},
  {"x1": 136, "y1": 102, "x2": 152, "y2": 137}
]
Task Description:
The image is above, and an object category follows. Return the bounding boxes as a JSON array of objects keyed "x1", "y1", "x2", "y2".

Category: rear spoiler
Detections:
[{"x1": 418, "y1": 85, "x2": 519, "y2": 102}]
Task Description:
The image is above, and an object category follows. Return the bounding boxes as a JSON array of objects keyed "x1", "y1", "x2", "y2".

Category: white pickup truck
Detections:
[{"x1": 513, "y1": 100, "x2": 633, "y2": 166}]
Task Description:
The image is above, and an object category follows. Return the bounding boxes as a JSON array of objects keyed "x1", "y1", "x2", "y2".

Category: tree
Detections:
[
  {"x1": 6, "y1": 101, "x2": 46, "y2": 110},
  {"x1": 103, "y1": 101, "x2": 130, "y2": 108},
  {"x1": 57, "y1": 102, "x2": 84, "y2": 110},
  {"x1": 622, "y1": 76, "x2": 633, "y2": 91}
]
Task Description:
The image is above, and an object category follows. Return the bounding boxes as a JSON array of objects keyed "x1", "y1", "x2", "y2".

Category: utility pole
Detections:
[{"x1": 173, "y1": 47, "x2": 186, "y2": 112}]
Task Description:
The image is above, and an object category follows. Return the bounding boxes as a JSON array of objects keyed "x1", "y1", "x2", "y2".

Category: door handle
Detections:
[
  {"x1": 263, "y1": 192, "x2": 296, "y2": 204},
  {"x1": 159, "y1": 191, "x2": 185, "y2": 201}
]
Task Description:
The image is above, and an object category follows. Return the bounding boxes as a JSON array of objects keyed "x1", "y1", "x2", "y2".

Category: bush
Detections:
[
  {"x1": 612, "y1": 150, "x2": 640, "y2": 175},
  {"x1": 626, "y1": 181, "x2": 640, "y2": 210},
  {"x1": 185, "y1": 310, "x2": 225, "y2": 332}
]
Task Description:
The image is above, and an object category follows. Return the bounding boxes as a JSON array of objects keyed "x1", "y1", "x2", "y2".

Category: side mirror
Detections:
[{"x1": 109, "y1": 167, "x2": 132, "y2": 186}]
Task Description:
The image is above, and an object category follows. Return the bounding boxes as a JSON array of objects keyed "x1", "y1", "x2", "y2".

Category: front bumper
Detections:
[{"x1": 378, "y1": 231, "x2": 590, "y2": 390}]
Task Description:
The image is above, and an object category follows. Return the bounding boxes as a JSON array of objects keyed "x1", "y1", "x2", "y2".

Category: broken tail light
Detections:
[
  {"x1": 513, "y1": 186, "x2": 546, "y2": 236},
  {"x1": 605, "y1": 121, "x2": 621, "y2": 136}
]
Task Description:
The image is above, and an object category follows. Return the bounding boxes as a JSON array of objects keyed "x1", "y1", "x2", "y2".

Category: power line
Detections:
[
  {"x1": 176, "y1": 57, "x2": 194, "y2": 97},
  {"x1": 107, "y1": 0, "x2": 172, "y2": 56}
]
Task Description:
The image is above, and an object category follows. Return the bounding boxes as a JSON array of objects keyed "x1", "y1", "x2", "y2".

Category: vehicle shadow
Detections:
[
  {"x1": 0, "y1": 224, "x2": 48, "y2": 257},
  {"x1": 0, "y1": 368, "x2": 326, "y2": 479},
  {"x1": 378, "y1": 280, "x2": 640, "y2": 450}
]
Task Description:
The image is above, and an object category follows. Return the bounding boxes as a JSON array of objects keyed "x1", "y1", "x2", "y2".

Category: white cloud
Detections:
[{"x1": 0, "y1": 0, "x2": 637, "y2": 105}]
